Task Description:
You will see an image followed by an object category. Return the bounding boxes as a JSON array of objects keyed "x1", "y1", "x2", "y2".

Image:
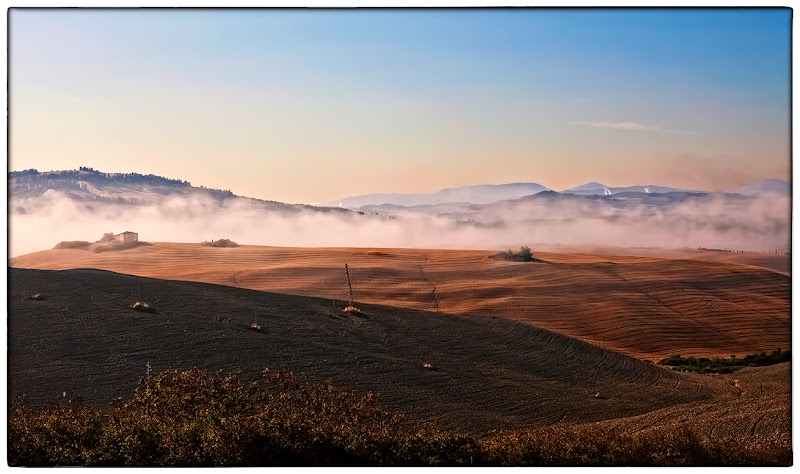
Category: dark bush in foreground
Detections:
[
  {"x1": 202, "y1": 239, "x2": 239, "y2": 248},
  {"x1": 480, "y1": 425, "x2": 790, "y2": 467},
  {"x1": 8, "y1": 368, "x2": 790, "y2": 467},
  {"x1": 659, "y1": 349, "x2": 791, "y2": 374}
]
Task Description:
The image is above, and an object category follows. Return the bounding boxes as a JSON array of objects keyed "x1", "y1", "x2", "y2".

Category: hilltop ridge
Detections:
[{"x1": 9, "y1": 167, "x2": 352, "y2": 214}]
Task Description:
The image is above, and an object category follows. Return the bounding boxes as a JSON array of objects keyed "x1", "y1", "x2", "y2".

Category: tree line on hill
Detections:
[
  {"x1": 658, "y1": 349, "x2": 791, "y2": 374},
  {"x1": 9, "y1": 168, "x2": 241, "y2": 201},
  {"x1": 11, "y1": 168, "x2": 192, "y2": 190}
]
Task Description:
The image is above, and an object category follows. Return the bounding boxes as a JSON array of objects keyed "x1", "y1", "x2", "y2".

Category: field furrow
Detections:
[{"x1": 9, "y1": 243, "x2": 790, "y2": 362}]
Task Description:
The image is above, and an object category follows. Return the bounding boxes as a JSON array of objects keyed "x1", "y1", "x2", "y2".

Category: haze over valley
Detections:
[
  {"x1": 8, "y1": 8, "x2": 791, "y2": 467},
  {"x1": 9, "y1": 168, "x2": 790, "y2": 258}
]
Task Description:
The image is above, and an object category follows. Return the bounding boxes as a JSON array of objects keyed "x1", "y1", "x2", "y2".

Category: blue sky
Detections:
[{"x1": 9, "y1": 8, "x2": 791, "y2": 203}]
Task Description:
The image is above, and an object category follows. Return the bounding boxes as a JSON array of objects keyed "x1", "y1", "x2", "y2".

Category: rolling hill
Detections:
[
  {"x1": 8, "y1": 267, "x2": 739, "y2": 435},
  {"x1": 9, "y1": 267, "x2": 789, "y2": 449},
  {"x1": 10, "y1": 169, "x2": 790, "y2": 258},
  {"x1": 10, "y1": 243, "x2": 790, "y2": 361},
  {"x1": 728, "y1": 178, "x2": 791, "y2": 196},
  {"x1": 9, "y1": 167, "x2": 352, "y2": 214},
  {"x1": 322, "y1": 182, "x2": 551, "y2": 209},
  {"x1": 562, "y1": 182, "x2": 696, "y2": 195}
]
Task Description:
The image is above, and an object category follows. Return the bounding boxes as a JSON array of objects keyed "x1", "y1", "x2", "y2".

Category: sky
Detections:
[{"x1": 9, "y1": 8, "x2": 791, "y2": 204}]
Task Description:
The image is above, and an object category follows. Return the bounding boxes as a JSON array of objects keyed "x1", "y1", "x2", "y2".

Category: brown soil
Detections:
[
  {"x1": 588, "y1": 363, "x2": 791, "y2": 449},
  {"x1": 531, "y1": 244, "x2": 791, "y2": 275},
  {"x1": 10, "y1": 243, "x2": 790, "y2": 360},
  {"x1": 10, "y1": 267, "x2": 742, "y2": 436}
]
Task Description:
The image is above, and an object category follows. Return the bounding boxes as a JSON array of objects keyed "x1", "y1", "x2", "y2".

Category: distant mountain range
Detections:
[
  {"x1": 328, "y1": 179, "x2": 789, "y2": 211},
  {"x1": 562, "y1": 182, "x2": 700, "y2": 196},
  {"x1": 358, "y1": 189, "x2": 754, "y2": 223},
  {"x1": 728, "y1": 179, "x2": 791, "y2": 196},
  {"x1": 8, "y1": 169, "x2": 790, "y2": 256},
  {"x1": 321, "y1": 182, "x2": 551, "y2": 208},
  {"x1": 9, "y1": 168, "x2": 789, "y2": 216}
]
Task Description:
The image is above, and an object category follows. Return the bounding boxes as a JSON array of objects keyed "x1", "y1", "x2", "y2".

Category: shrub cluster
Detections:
[
  {"x1": 493, "y1": 246, "x2": 535, "y2": 262},
  {"x1": 8, "y1": 368, "x2": 790, "y2": 467},
  {"x1": 658, "y1": 349, "x2": 790, "y2": 374},
  {"x1": 98, "y1": 233, "x2": 117, "y2": 243},
  {"x1": 89, "y1": 241, "x2": 151, "y2": 253},
  {"x1": 202, "y1": 239, "x2": 239, "y2": 248},
  {"x1": 54, "y1": 241, "x2": 92, "y2": 250}
]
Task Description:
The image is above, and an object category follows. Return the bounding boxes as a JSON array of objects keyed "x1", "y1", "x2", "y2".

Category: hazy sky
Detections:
[{"x1": 10, "y1": 8, "x2": 791, "y2": 204}]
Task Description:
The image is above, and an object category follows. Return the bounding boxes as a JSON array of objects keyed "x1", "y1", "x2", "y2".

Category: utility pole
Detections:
[{"x1": 345, "y1": 263, "x2": 354, "y2": 305}]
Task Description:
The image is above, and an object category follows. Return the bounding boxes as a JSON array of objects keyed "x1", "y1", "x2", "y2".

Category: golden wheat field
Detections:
[{"x1": 9, "y1": 243, "x2": 790, "y2": 360}]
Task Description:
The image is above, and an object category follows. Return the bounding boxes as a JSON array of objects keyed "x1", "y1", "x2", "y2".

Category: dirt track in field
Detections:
[
  {"x1": 10, "y1": 243, "x2": 791, "y2": 360},
  {"x1": 9, "y1": 267, "x2": 752, "y2": 436}
]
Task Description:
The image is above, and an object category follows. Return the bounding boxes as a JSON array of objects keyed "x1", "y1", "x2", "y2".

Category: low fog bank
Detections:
[{"x1": 9, "y1": 190, "x2": 790, "y2": 258}]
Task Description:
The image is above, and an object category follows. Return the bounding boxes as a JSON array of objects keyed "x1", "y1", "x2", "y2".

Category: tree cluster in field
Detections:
[
  {"x1": 8, "y1": 368, "x2": 789, "y2": 467},
  {"x1": 202, "y1": 239, "x2": 239, "y2": 248},
  {"x1": 493, "y1": 246, "x2": 535, "y2": 262},
  {"x1": 658, "y1": 349, "x2": 791, "y2": 374}
]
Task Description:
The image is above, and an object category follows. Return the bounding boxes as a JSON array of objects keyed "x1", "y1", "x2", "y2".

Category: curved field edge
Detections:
[
  {"x1": 11, "y1": 267, "x2": 735, "y2": 435},
  {"x1": 9, "y1": 243, "x2": 791, "y2": 360}
]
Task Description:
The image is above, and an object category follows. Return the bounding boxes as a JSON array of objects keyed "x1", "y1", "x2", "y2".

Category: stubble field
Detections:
[
  {"x1": 9, "y1": 266, "x2": 789, "y2": 447},
  {"x1": 10, "y1": 243, "x2": 791, "y2": 360}
]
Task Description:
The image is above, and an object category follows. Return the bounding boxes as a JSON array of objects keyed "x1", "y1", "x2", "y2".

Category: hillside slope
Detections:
[
  {"x1": 322, "y1": 182, "x2": 550, "y2": 208},
  {"x1": 10, "y1": 244, "x2": 790, "y2": 360},
  {"x1": 9, "y1": 167, "x2": 351, "y2": 213},
  {"x1": 10, "y1": 267, "x2": 737, "y2": 435},
  {"x1": 591, "y1": 362, "x2": 791, "y2": 449}
]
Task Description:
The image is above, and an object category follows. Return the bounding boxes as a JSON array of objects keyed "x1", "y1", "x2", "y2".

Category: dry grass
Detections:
[{"x1": 7, "y1": 368, "x2": 791, "y2": 467}]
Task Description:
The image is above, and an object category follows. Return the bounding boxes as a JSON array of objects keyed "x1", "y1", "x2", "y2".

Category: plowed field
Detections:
[
  {"x1": 10, "y1": 267, "x2": 748, "y2": 436},
  {"x1": 10, "y1": 243, "x2": 790, "y2": 359},
  {"x1": 591, "y1": 363, "x2": 791, "y2": 449}
]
